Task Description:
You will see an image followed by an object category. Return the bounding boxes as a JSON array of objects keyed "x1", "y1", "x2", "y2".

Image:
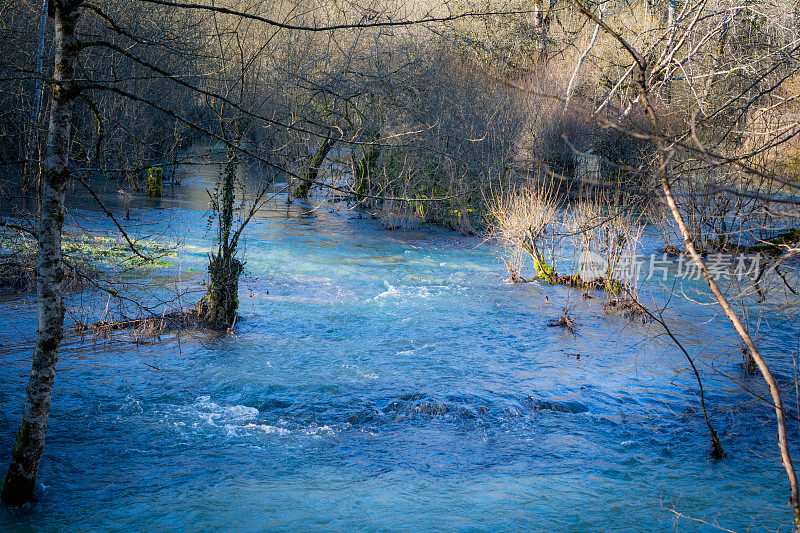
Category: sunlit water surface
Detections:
[{"x1": 1, "y1": 159, "x2": 799, "y2": 531}]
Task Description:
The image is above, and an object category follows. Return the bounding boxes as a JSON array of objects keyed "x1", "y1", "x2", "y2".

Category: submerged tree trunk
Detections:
[
  {"x1": 293, "y1": 134, "x2": 335, "y2": 200},
  {"x1": 197, "y1": 251, "x2": 243, "y2": 328},
  {"x1": 661, "y1": 172, "x2": 800, "y2": 524},
  {"x1": 572, "y1": 0, "x2": 800, "y2": 515},
  {"x1": 645, "y1": 73, "x2": 800, "y2": 524},
  {"x1": 197, "y1": 146, "x2": 244, "y2": 328},
  {"x1": 2, "y1": 1, "x2": 79, "y2": 505},
  {"x1": 353, "y1": 143, "x2": 380, "y2": 199}
]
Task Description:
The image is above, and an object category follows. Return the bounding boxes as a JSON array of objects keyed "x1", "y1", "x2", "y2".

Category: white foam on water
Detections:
[
  {"x1": 224, "y1": 423, "x2": 291, "y2": 437},
  {"x1": 374, "y1": 280, "x2": 399, "y2": 299},
  {"x1": 374, "y1": 280, "x2": 448, "y2": 302},
  {"x1": 163, "y1": 397, "x2": 344, "y2": 441},
  {"x1": 119, "y1": 395, "x2": 144, "y2": 415},
  {"x1": 340, "y1": 364, "x2": 379, "y2": 381},
  {"x1": 241, "y1": 423, "x2": 291, "y2": 435},
  {"x1": 304, "y1": 425, "x2": 336, "y2": 436},
  {"x1": 193, "y1": 395, "x2": 259, "y2": 426}
]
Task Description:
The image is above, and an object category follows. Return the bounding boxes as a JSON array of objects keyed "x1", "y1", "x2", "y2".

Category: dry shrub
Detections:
[
  {"x1": 487, "y1": 173, "x2": 565, "y2": 282},
  {"x1": 568, "y1": 185, "x2": 646, "y2": 297},
  {"x1": 82, "y1": 309, "x2": 200, "y2": 344},
  {"x1": 488, "y1": 172, "x2": 646, "y2": 305}
]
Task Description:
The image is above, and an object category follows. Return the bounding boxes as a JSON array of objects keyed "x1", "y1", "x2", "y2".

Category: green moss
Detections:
[
  {"x1": 294, "y1": 138, "x2": 335, "y2": 199},
  {"x1": 533, "y1": 257, "x2": 555, "y2": 282},
  {"x1": 197, "y1": 252, "x2": 243, "y2": 328},
  {"x1": 604, "y1": 279, "x2": 622, "y2": 295},
  {"x1": 61, "y1": 234, "x2": 175, "y2": 268},
  {"x1": 0, "y1": 230, "x2": 176, "y2": 292},
  {"x1": 354, "y1": 146, "x2": 380, "y2": 197}
]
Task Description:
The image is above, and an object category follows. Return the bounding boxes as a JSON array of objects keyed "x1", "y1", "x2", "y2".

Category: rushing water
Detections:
[{"x1": 1, "y1": 159, "x2": 799, "y2": 531}]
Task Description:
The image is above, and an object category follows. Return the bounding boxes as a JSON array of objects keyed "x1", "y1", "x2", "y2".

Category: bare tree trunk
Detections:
[
  {"x1": 564, "y1": 18, "x2": 600, "y2": 112},
  {"x1": 667, "y1": 0, "x2": 676, "y2": 32},
  {"x1": 643, "y1": 35, "x2": 799, "y2": 520},
  {"x1": 33, "y1": 0, "x2": 50, "y2": 137},
  {"x1": 22, "y1": 0, "x2": 51, "y2": 191},
  {"x1": 660, "y1": 173, "x2": 800, "y2": 526},
  {"x1": 566, "y1": 0, "x2": 800, "y2": 522},
  {"x1": 1, "y1": 0, "x2": 79, "y2": 506}
]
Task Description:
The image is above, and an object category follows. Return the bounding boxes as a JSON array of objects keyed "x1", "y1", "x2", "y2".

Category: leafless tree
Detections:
[
  {"x1": 1, "y1": 0, "x2": 546, "y2": 505},
  {"x1": 564, "y1": 0, "x2": 800, "y2": 525}
]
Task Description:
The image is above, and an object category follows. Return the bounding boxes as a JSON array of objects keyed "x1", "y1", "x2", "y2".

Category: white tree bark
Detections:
[
  {"x1": 1, "y1": 0, "x2": 80, "y2": 505},
  {"x1": 564, "y1": 19, "x2": 601, "y2": 112}
]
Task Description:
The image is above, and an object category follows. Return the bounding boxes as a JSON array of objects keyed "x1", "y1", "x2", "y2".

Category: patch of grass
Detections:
[
  {"x1": 0, "y1": 228, "x2": 177, "y2": 291},
  {"x1": 62, "y1": 234, "x2": 175, "y2": 268}
]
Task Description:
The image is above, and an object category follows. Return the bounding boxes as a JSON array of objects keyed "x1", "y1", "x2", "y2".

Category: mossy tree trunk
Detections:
[
  {"x1": 197, "y1": 146, "x2": 244, "y2": 328},
  {"x1": 197, "y1": 250, "x2": 243, "y2": 328},
  {"x1": 146, "y1": 166, "x2": 163, "y2": 197},
  {"x1": 353, "y1": 144, "x2": 380, "y2": 198},
  {"x1": 294, "y1": 134, "x2": 335, "y2": 200},
  {"x1": 522, "y1": 232, "x2": 556, "y2": 283},
  {"x1": 2, "y1": 0, "x2": 79, "y2": 505}
]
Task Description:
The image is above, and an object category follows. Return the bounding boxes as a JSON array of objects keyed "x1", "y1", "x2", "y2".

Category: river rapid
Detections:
[{"x1": 1, "y1": 158, "x2": 799, "y2": 531}]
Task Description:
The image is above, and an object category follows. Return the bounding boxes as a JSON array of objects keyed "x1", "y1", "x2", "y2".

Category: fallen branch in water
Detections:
[
  {"x1": 548, "y1": 306, "x2": 577, "y2": 334},
  {"x1": 77, "y1": 309, "x2": 202, "y2": 344},
  {"x1": 626, "y1": 290, "x2": 726, "y2": 459}
]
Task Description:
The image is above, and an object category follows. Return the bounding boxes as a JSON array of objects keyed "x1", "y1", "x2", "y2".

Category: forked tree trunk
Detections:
[{"x1": 2, "y1": 1, "x2": 80, "y2": 505}]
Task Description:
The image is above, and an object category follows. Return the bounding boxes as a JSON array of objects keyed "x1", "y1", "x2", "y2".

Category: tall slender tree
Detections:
[{"x1": 2, "y1": 0, "x2": 82, "y2": 505}]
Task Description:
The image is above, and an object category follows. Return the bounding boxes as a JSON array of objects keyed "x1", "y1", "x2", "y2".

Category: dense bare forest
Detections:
[{"x1": 2, "y1": 0, "x2": 800, "y2": 530}]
